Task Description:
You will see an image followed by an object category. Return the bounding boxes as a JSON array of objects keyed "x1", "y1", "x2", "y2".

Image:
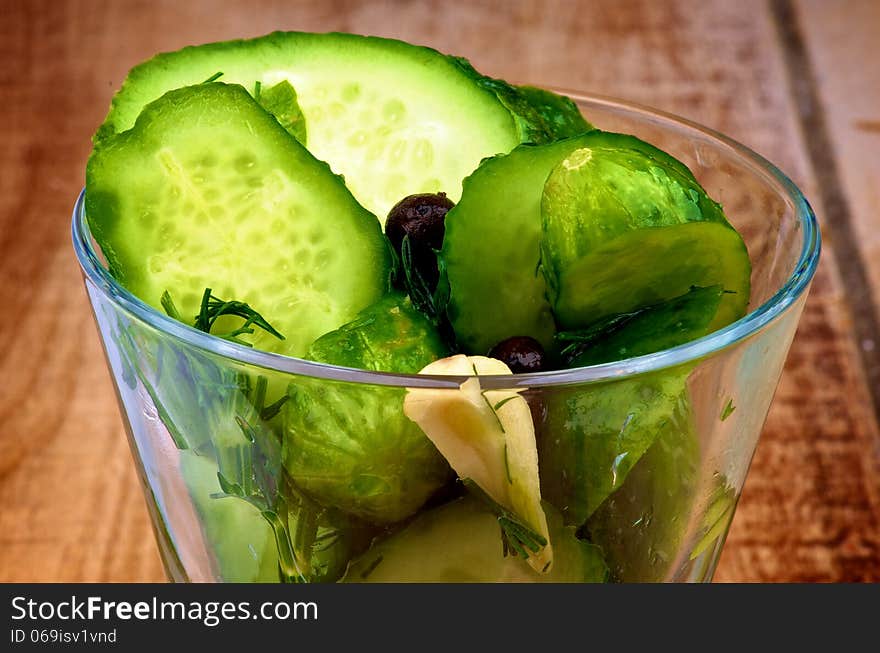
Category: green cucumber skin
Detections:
[
  {"x1": 539, "y1": 369, "x2": 689, "y2": 526},
  {"x1": 585, "y1": 396, "x2": 700, "y2": 582},
  {"x1": 449, "y1": 56, "x2": 593, "y2": 143},
  {"x1": 283, "y1": 293, "x2": 451, "y2": 525},
  {"x1": 540, "y1": 131, "x2": 751, "y2": 331},
  {"x1": 94, "y1": 31, "x2": 526, "y2": 220},
  {"x1": 515, "y1": 85, "x2": 594, "y2": 141},
  {"x1": 87, "y1": 82, "x2": 391, "y2": 358},
  {"x1": 442, "y1": 139, "x2": 586, "y2": 356},
  {"x1": 565, "y1": 285, "x2": 726, "y2": 367},
  {"x1": 307, "y1": 291, "x2": 449, "y2": 373}
]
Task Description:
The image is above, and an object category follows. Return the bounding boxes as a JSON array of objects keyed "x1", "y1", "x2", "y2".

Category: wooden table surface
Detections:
[{"x1": 1, "y1": 0, "x2": 878, "y2": 582}]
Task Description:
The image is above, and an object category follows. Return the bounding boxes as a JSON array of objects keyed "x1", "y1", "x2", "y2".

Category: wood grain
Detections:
[
  {"x1": 791, "y1": 0, "x2": 880, "y2": 423},
  {"x1": 0, "y1": 0, "x2": 877, "y2": 582}
]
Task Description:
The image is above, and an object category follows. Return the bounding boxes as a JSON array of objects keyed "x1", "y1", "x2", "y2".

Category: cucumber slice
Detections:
[
  {"x1": 450, "y1": 56, "x2": 593, "y2": 143},
  {"x1": 562, "y1": 285, "x2": 726, "y2": 366},
  {"x1": 442, "y1": 140, "x2": 581, "y2": 355},
  {"x1": 441, "y1": 130, "x2": 718, "y2": 357},
  {"x1": 516, "y1": 85, "x2": 594, "y2": 140},
  {"x1": 541, "y1": 133, "x2": 751, "y2": 331},
  {"x1": 539, "y1": 369, "x2": 689, "y2": 527},
  {"x1": 283, "y1": 293, "x2": 451, "y2": 525},
  {"x1": 586, "y1": 395, "x2": 700, "y2": 581},
  {"x1": 86, "y1": 82, "x2": 390, "y2": 357},
  {"x1": 95, "y1": 32, "x2": 527, "y2": 220},
  {"x1": 345, "y1": 497, "x2": 607, "y2": 582}
]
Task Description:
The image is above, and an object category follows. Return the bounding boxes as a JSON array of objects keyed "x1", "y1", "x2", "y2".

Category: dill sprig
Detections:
[
  {"x1": 161, "y1": 288, "x2": 285, "y2": 346},
  {"x1": 396, "y1": 235, "x2": 456, "y2": 350},
  {"x1": 249, "y1": 374, "x2": 289, "y2": 421},
  {"x1": 211, "y1": 414, "x2": 306, "y2": 583},
  {"x1": 153, "y1": 291, "x2": 304, "y2": 581},
  {"x1": 400, "y1": 235, "x2": 442, "y2": 319},
  {"x1": 555, "y1": 310, "x2": 642, "y2": 358},
  {"x1": 191, "y1": 287, "x2": 284, "y2": 345},
  {"x1": 462, "y1": 480, "x2": 547, "y2": 561},
  {"x1": 499, "y1": 514, "x2": 548, "y2": 559}
]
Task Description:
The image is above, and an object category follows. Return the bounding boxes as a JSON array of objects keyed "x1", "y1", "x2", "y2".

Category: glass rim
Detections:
[{"x1": 72, "y1": 90, "x2": 821, "y2": 390}]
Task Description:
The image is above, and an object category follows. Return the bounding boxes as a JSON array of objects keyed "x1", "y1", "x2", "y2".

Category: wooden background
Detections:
[{"x1": 1, "y1": 0, "x2": 878, "y2": 582}]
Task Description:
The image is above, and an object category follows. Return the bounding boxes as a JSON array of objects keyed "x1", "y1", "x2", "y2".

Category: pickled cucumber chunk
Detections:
[
  {"x1": 95, "y1": 32, "x2": 532, "y2": 220},
  {"x1": 283, "y1": 293, "x2": 451, "y2": 525},
  {"x1": 541, "y1": 132, "x2": 751, "y2": 331},
  {"x1": 540, "y1": 370, "x2": 689, "y2": 526},
  {"x1": 562, "y1": 285, "x2": 726, "y2": 366},
  {"x1": 586, "y1": 396, "x2": 700, "y2": 582},
  {"x1": 441, "y1": 131, "x2": 742, "y2": 358},
  {"x1": 442, "y1": 140, "x2": 582, "y2": 355},
  {"x1": 345, "y1": 497, "x2": 607, "y2": 583},
  {"x1": 86, "y1": 82, "x2": 390, "y2": 357}
]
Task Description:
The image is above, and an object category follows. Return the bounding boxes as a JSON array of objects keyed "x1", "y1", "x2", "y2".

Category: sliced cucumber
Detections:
[
  {"x1": 95, "y1": 32, "x2": 532, "y2": 220},
  {"x1": 442, "y1": 140, "x2": 583, "y2": 355},
  {"x1": 586, "y1": 395, "x2": 700, "y2": 581},
  {"x1": 86, "y1": 82, "x2": 390, "y2": 357},
  {"x1": 541, "y1": 132, "x2": 751, "y2": 331},
  {"x1": 450, "y1": 56, "x2": 593, "y2": 143},
  {"x1": 345, "y1": 497, "x2": 607, "y2": 582},
  {"x1": 440, "y1": 130, "x2": 724, "y2": 357},
  {"x1": 516, "y1": 85, "x2": 593, "y2": 140},
  {"x1": 562, "y1": 285, "x2": 726, "y2": 366},
  {"x1": 539, "y1": 369, "x2": 689, "y2": 527}
]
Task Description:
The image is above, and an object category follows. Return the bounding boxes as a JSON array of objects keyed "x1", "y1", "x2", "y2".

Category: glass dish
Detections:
[{"x1": 72, "y1": 91, "x2": 820, "y2": 582}]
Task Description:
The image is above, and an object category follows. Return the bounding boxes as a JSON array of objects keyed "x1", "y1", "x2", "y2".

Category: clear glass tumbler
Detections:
[{"x1": 72, "y1": 92, "x2": 820, "y2": 582}]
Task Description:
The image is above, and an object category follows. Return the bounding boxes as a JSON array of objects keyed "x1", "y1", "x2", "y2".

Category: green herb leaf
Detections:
[
  {"x1": 463, "y1": 480, "x2": 547, "y2": 561},
  {"x1": 400, "y1": 235, "x2": 437, "y2": 319},
  {"x1": 160, "y1": 290, "x2": 182, "y2": 321},
  {"x1": 493, "y1": 396, "x2": 517, "y2": 411},
  {"x1": 260, "y1": 395, "x2": 289, "y2": 421},
  {"x1": 203, "y1": 71, "x2": 224, "y2": 83},
  {"x1": 720, "y1": 398, "x2": 736, "y2": 421},
  {"x1": 162, "y1": 288, "x2": 285, "y2": 346},
  {"x1": 191, "y1": 287, "x2": 285, "y2": 345},
  {"x1": 556, "y1": 310, "x2": 643, "y2": 357},
  {"x1": 393, "y1": 236, "x2": 457, "y2": 351}
]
